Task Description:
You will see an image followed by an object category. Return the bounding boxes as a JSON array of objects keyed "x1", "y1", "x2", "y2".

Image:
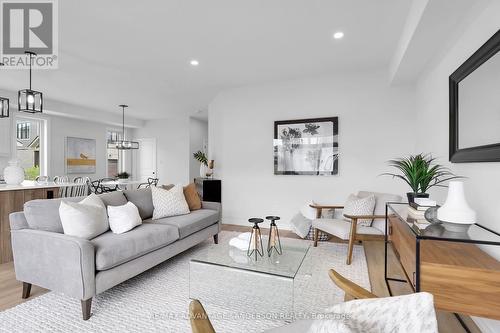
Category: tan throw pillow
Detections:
[
  {"x1": 161, "y1": 183, "x2": 202, "y2": 211},
  {"x1": 184, "y1": 183, "x2": 202, "y2": 211}
]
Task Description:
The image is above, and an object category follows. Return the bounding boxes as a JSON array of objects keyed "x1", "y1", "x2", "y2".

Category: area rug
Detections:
[{"x1": 0, "y1": 231, "x2": 370, "y2": 333}]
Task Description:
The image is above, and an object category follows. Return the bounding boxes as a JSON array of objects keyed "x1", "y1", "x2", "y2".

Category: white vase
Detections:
[
  {"x1": 3, "y1": 159, "x2": 25, "y2": 185},
  {"x1": 437, "y1": 181, "x2": 476, "y2": 232},
  {"x1": 199, "y1": 164, "x2": 208, "y2": 178}
]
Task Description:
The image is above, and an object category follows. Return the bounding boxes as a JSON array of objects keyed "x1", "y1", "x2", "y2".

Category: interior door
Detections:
[{"x1": 136, "y1": 138, "x2": 157, "y2": 182}]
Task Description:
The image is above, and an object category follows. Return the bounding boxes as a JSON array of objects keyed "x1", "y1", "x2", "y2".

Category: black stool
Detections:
[
  {"x1": 266, "y1": 216, "x2": 282, "y2": 256},
  {"x1": 247, "y1": 218, "x2": 264, "y2": 260}
]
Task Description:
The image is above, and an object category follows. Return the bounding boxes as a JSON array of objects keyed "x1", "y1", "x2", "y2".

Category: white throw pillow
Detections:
[
  {"x1": 151, "y1": 185, "x2": 190, "y2": 219},
  {"x1": 343, "y1": 194, "x2": 376, "y2": 227},
  {"x1": 107, "y1": 202, "x2": 142, "y2": 234},
  {"x1": 59, "y1": 193, "x2": 109, "y2": 239}
]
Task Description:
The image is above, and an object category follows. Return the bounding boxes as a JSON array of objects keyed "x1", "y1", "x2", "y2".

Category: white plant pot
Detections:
[
  {"x1": 437, "y1": 181, "x2": 476, "y2": 232},
  {"x1": 3, "y1": 159, "x2": 25, "y2": 185}
]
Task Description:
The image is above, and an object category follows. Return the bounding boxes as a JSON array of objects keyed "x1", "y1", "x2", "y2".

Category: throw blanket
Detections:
[
  {"x1": 289, "y1": 213, "x2": 312, "y2": 238},
  {"x1": 307, "y1": 292, "x2": 438, "y2": 333}
]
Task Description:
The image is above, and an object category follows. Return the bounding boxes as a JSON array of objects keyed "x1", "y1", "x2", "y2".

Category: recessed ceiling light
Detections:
[
  {"x1": 333, "y1": 32, "x2": 344, "y2": 39},
  {"x1": 190, "y1": 59, "x2": 199, "y2": 66}
]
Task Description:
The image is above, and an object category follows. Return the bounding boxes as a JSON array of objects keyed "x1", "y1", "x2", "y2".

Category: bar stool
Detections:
[
  {"x1": 247, "y1": 218, "x2": 264, "y2": 260},
  {"x1": 266, "y1": 216, "x2": 282, "y2": 256}
]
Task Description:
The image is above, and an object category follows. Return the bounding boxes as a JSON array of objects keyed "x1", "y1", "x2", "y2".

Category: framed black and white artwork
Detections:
[{"x1": 274, "y1": 117, "x2": 339, "y2": 175}]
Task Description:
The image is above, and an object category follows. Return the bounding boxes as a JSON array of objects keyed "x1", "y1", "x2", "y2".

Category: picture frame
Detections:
[
  {"x1": 274, "y1": 117, "x2": 339, "y2": 175},
  {"x1": 65, "y1": 137, "x2": 96, "y2": 174}
]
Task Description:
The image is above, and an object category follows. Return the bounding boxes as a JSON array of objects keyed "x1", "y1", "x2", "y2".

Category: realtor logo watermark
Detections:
[{"x1": 0, "y1": 0, "x2": 58, "y2": 68}]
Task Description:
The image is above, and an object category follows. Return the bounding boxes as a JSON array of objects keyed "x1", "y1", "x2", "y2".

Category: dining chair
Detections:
[
  {"x1": 99, "y1": 178, "x2": 118, "y2": 192},
  {"x1": 137, "y1": 177, "x2": 159, "y2": 189},
  {"x1": 53, "y1": 176, "x2": 70, "y2": 197}
]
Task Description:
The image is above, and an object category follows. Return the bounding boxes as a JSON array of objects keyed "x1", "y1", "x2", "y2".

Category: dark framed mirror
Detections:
[{"x1": 449, "y1": 29, "x2": 500, "y2": 163}]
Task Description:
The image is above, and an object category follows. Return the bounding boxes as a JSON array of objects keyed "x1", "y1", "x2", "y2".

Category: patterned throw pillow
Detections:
[
  {"x1": 151, "y1": 185, "x2": 190, "y2": 219},
  {"x1": 343, "y1": 194, "x2": 376, "y2": 227}
]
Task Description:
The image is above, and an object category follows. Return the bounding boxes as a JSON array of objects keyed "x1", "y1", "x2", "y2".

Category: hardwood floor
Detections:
[{"x1": 0, "y1": 225, "x2": 481, "y2": 332}]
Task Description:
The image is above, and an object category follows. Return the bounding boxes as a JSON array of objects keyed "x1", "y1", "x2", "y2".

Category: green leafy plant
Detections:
[
  {"x1": 116, "y1": 171, "x2": 130, "y2": 179},
  {"x1": 24, "y1": 166, "x2": 40, "y2": 181},
  {"x1": 193, "y1": 151, "x2": 208, "y2": 166},
  {"x1": 382, "y1": 154, "x2": 462, "y2": 193}
]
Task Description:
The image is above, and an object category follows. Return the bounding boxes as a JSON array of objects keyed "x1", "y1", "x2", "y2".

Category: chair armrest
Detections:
[
  {"x1": 343, "y1": 214, "x2": 386, "y2": 220},
  {"x1": 11, "y1": 229, "x2": 95, "y2": 300},
  {"x1": 310, "y1": 204, "x2": 344, "y2": 219},
  {"x1": 309, "y1": 204, "x2": 344, "y2": 209},
  {"x1": 329, "y1": 269, "x2": 377, "y2": 299}
]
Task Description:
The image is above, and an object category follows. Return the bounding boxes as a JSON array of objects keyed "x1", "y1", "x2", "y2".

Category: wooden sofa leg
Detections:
[
  {"x1": 22, "y1": 282, "x2": 31, "y2": 299},
  {"x1": 213, "y1": 234, "x2": 219, "y2": 244},
  {"x1": 313, "y1": 228, "x2": 319, "y2": 247},
  {"x1": 82, "y1": 298, "x2": 92, "y2": 320}
]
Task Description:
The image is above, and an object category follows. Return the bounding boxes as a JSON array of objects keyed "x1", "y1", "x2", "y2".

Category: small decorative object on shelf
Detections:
[
  {"x1": 437, "y1": 181, "x2": 476, "y2": 232},
  {"x1": 247, "y1": 218, "x2": 264, "y2": 260},
  {"x1": 3, "y1": 159, "x2": 25, "y2": 185},
  {"x1": 206, "y1": 160, "x2": 215, "y2": 178},
  {"x1": 266, "y1": 216, "x2": 282, "y2": 256},
  {"x1": 382, "y1": 153, "x2": 462, "y2": 204}
]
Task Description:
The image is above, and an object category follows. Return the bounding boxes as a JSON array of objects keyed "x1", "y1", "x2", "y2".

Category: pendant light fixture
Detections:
[
  {"x1": 0, "y1": 63, "x2": 9, "y2": 118},
  {"x1": 18, "y1": 51, "x2": 43, "y2": 113},
  {"x1": 115, "y1": 104, "x2": 139, "y2": 150}
]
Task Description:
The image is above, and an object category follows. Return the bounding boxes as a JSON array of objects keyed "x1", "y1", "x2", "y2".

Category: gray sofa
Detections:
[{"x1": 9, "y1": 188, "x2": 221, "y2": 320}]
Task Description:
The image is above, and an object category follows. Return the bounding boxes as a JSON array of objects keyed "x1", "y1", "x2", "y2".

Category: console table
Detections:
[{"x1": 385, "y1": 203, "x2": 500, "y2": 323}]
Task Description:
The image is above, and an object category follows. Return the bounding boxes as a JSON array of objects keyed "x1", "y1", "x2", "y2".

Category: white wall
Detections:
[
  {"x1": 189, "y1": 118, "x2": 209, "y2": 181},
  {"x1": 414, "y1": 2, "x2": 500, "y2": 332},
  {"x1": 209, "y1": 71, "x2": 416, "y2": 229},
  {"x1": 133, "y1": 117, "x2": 190, "y2": 185}
]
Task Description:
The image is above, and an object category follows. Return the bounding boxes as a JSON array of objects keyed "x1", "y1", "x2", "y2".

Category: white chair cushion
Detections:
[
  {"x1": 151, "y1": 185, "x2": 190, "y2": 219},
  {"x1": 357, "y1": 191, "x2": 402, "y2": 233},
  {"x1": 312, "y1": 218, "x2": 383, "y2": 240},
  {"x1": 107, "y1": 201, "x2": 142, "y2": 234},
  {"x1": 343, "y1": 194, "x2": 375, "y2": 227},
  {"x1": 59, "y1": 193, "x2": 109, "y2": 239}
]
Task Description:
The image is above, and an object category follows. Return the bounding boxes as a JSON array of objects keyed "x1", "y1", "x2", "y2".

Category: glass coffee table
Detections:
[{"x1": 189, "y1": 239, "x2": 310, "y2": 316}]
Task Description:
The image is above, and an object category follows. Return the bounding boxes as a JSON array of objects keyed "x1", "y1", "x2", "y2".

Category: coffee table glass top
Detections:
[{"x1": 191, "y1": 238, "x2": 310, "y2": 278}]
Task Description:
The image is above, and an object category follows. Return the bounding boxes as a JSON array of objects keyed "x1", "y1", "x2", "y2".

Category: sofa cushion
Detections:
[
  {"x1": 147, "y1": 208, "x2": 218, "y2": 239},
  {"x1": 24, "y1": 196, "x2": 83, "y2": 233},
  {"x1": 98, "y1": 191, "x2": 128, "y2": 208},
  {"x1": 312, "y1": 218, "x2": 383, "y2": 241},
  {"x1": 91, "y1": 223, "x2": 179, "y2": 270},
  {"x1": 123, "y1": 188, "x2": 154, "y2": 220}
]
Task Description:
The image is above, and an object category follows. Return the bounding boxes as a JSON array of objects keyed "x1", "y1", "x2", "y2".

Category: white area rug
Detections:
[{"x1": 0, "y1": 232, "x2": 370, "y2": 333}]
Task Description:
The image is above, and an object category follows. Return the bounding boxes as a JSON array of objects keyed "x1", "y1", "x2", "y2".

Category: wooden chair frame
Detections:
[
  {"x1": 189, "y1": 299, "x2": 216, "y2": 333},
  {"x1": 311, "y1": 204, "x2": 385, "y2": 265},
  {"x1": 328, "y1": 269, "x2": 377, "y2": 299}
]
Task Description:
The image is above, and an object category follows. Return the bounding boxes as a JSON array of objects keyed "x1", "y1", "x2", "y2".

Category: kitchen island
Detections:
[{"x1": 0, "y1": 181, "x2": 62, "y2": 264}]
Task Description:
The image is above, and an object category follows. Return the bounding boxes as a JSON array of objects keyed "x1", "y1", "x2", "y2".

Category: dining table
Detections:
[{"x1": 100, "y1": 179, "x2": 143, "y2": 190}]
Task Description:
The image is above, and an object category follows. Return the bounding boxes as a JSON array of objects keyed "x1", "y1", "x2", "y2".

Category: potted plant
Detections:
[
  {"x1": 116, "y1": 172, "x2": 130, "y2": 183},
  {"x1": 193, "y1": 151, "x2": 208, "y2": 178},
  {"x1": 382, "y1": 154, "x2": 462, "y2": 203}
]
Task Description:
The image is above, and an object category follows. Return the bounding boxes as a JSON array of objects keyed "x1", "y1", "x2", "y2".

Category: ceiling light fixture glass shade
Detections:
[
  {"x1": 0, "y1": 63, "x2": 9, "y2": 118},
  {"x1": 18, "y1": 51, "x2": 43, "y2": 113},
  {"x1": 115, "y1": 104, "x2": 139, "y2": 150}
]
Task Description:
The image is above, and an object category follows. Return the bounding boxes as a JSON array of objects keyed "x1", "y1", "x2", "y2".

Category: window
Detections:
[
  {"x1": 16, "y1": 122, "x2": 31, "y2": 140},
  {"x1": 16, "y1": 118, "x2": 43, "y2": 180},
  {"x1": 107, "y1": 130, "x2": 122, "y2": 177}
]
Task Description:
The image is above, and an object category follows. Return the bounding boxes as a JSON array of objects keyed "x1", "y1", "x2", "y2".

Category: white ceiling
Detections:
[{"x1": 0, "y1": 0, "x2": 413, "y2": 120}]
